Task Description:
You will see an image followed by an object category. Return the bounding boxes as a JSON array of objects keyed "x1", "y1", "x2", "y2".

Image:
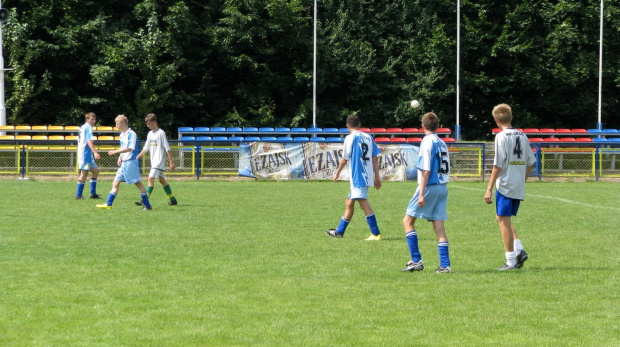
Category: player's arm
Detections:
[
  {"x1": 417, "y1": 169, "x2": 430, "y2": 207},
  {"x1": 372, "y1": 156, "x2": 381, "y2": 189},
  {"x1": 87, "y1": 139, "x2": 100, "y2": 160},
  {"x1": 485, "y1": 166, "x2": 502, "y2": 204},
  {"x1": 525, "y1": 164, "x2": 534, "y2": 181},
  {"x1": 136, "y1": 147, "x2": 148, "y2": 160},
  {"x1": 334, "y1": 158, "x2": 347, "y2": 182},
  {"x1": 166, "y1": 150, "x2": 176, "y2": 170}
]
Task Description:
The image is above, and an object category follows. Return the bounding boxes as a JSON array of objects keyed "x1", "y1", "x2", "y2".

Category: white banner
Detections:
[{"x1": 239, "y1": 142, "x2": 419, "y2": 181}]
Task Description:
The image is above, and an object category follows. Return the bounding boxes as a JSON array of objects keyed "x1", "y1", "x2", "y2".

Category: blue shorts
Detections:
[
  {"x1": 406, "y1": 184, "x2": 448, "y2": 221},
  {"x1": 347, "y1": 186, "x2": 368, "y2": 200},
  {"x1": 114, "y1": 160, "x2": 142, "y2": 185},
  {"x1": 496, "y1": 191, "x2": 520, "y2": 217}
]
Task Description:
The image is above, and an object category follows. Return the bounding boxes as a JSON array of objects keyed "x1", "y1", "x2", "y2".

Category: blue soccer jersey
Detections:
[
  {"x1": 417, "y1": 133, "x2": 450, "y2": 185},
  {"x1": 343, "y1": 130, "x2": 381, "y2": 188},
  {"x1": 77, "y1": 123, "x2": 95, "y2": 165},
  {"x1": 119, "y1": 128, "x2": 140, "y2": 161}
]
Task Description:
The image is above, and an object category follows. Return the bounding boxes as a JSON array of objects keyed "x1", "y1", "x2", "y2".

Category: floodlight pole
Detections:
[
  {"x1": 454, "y1": 0, "x2": 461, "y2": 141},
  {"x1": 0, "y1": 0, "x2": 6, "y2": 135},
  {"x1": 312, "y1": 0, "x2": 317, "y2": 129},
  {"x1": 597, "y1": 0, "x2": 603, "y2": 131}
]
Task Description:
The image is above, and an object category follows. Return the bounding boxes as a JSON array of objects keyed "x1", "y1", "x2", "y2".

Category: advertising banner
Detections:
[{"x1": 239, "y1": 142, "x2": 419, "y2": 181}]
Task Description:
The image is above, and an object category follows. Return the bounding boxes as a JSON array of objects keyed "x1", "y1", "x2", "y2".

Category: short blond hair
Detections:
[
  {"x1": 492, "y1": 104, "x2": 513, "y2": 124},
  {"x1": 115, "y1": 114, "x2": 128, "y2": 126}
]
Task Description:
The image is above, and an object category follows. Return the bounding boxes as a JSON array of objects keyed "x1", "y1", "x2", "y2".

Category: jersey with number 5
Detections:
[
  {"x1": 494, "y1": 129, "x2": 537, "y2": 200},
  {"x1": 343, "y1": 130, "x2": 381, "y2": 188},
  {"x1": 418, "y1": 134, "x2": 450, "y2": 185}
]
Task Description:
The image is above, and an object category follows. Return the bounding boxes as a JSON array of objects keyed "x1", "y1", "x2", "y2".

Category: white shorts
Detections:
[
  {"x1": 406, "y1": 184, "x2": 448, "y2": 221},
  {"x1": 347, "y1": 186, "x2": 369, "y2": 200},
  {"x1": 114, "y1": 160, "x2": 142, "y2": 185},
  {"x1": 148, "y1": 168, "x2": 165, "y2": 179}
]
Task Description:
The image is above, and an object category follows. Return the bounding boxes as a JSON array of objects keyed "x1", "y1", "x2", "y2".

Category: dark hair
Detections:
[
  {"x1": 346, "y1": 114, "x2": 361, "y2": 128},
  {"x1": 145, "y1": 113, "x2": 157, "y2": 123},
  {"x1": 421, "y1": 112, "x2": 440, "y2": 132}
]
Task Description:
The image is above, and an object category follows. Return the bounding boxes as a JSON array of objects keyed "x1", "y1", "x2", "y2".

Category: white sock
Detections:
[
  {"x1": 514, "y1": 239, "x2": 524, "y2": 254},
  {"x1": 506, "y1": 251, "x2": 517, "y2": 267}
]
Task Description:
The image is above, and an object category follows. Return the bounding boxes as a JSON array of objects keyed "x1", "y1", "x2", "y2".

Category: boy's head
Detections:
[
  {"x1": 115, "y1": 114, "x2": 129, "y2": 131},
  {"x1": 421, "y1": 112, "x2": 440, "y2": 132},
  {"x1": 346, "y1": 114, "x2": 361, "y2": 130},
  {"x1": 145, "y1": 113, "x2": 158, "y2": 130},
  {"x1": 85, "y1": 112, "x2": 96, "y2": 125},
  {"x1": 492, "y1": 103, "x2": 513, "y2": 125}
]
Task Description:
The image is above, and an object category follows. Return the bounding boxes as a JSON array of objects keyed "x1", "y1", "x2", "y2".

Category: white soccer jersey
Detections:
[
  {"x1": 494, "y1": 128, "x2": 537, "y2": 200},
  {"x1": 417, "y1": 133, "x2": 450, "y2": 185},
  {"x1": 342, "y1": 130, "x2": 381, "y2": 188},
  {"x1": 119, "y1": 128, "x2": 140, "y2": 162},
  {"x1": 144, "y1": 128, "x2": 170, "y2": 170},
  {"x1": 77, "y1": 122, "x2": 94, "y2": 164}
]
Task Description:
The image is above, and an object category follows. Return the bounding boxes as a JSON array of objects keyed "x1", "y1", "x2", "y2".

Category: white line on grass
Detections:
[{"x1": 451, "y1": 185, "x2": 620, "y2": 212}]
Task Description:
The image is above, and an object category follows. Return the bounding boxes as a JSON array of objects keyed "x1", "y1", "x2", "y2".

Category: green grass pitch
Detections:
[{"x1": 0, "y1": 179, "x2": 618, "y2": 345}]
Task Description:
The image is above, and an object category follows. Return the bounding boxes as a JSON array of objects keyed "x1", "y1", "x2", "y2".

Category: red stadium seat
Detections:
[
  {"x1": 359, "y1": 128, "x2": 371, "y2": 132},
  {"x1": 555, "y1": 129, "x2": 571, "y2": 134},
  {"x1": 571, "y1": 129, "x2": 588, "y2": 134},
  {"x1": 539, "y1": 128, "x2": 556, "y2": 134},
  {"x1": 437, "y1": 128, "x2": 452, "y2": 134},
  {"x1": 443, "y1": 137, "x2": 456, "y2": 142},
  {"x1": 528, "y1": 138, "x2": 544, "y2": 143},
  {"x1": 374, "y1": 137, "x2": 391, "y2": 143},
  {"x1": 390, "y1": 137, "x2": 407, "y2": 143},
  {"x1": 402, "y1": 127, "x2": 418, "y2": 133},
  {"x1": 407, "y1": 137, "x2": 423, "y2": 143},
  {"x1": 386, "y1": 128, "x2": 403, "y2": 133},
  {"x1": 560, "y1": 137, "x2": 576, "y2": 142},
  {"x1": 492, "y1": 128, "x2": 501, "y2": 134},
  {"x1": 523, "y1": 128, "x2": 540, "y2": 134},
  {"x1": 575, "y1": 137, "x2": 593, "y2": 142},
  {"x1": 370, "y1": 128, "x2": 387, "y2": 133},
  {"x1": 544, "y1": 137, "x2": 560, "y2": 142}
]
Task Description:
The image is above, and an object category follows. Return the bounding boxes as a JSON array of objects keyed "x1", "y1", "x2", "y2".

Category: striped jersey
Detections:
[
  {"x1": 417, "y1": 133, "x2": 450, "y2": 185},
  {"x1": 77, "y1": 122, "x2": 95, "y2": 163},
  {"x1": 343, "y1": 130, "x2": 381, "y2": 188},
  {"x1": 119, "y1": 128, "x2": 140, "y2": 161}
]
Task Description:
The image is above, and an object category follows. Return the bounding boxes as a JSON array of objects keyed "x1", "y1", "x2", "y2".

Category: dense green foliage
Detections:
[{"x1": 3, "y1": 0, "x2": 619, "y2": 139}]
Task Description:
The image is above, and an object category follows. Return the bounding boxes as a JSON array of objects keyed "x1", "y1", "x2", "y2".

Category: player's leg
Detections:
[
  {"x1": 326, "y1": 196, "x2": 353, "y2": 238},
  {"x1": 358, "y1": 199, "x2": 380, "y2": 240},
  {"x1": 89, "y1": 167, "x2": 100, "y2": 199},
  {"x1": 496, "y1": 191, "x2": 519, "y2": 270},
  {"x1": 401, "y1": 213, "x2": 424, "y2": 272},
  {"x1": 432, "y1": 220, "x2": 451, "y2": 273},
  {"x1": 76, "y1": 169, "x2": 88, "y2": 199},
  {"x1": 159, "y1": 175, "x2": 177, "y2": 205},
  {"x1": 97, "y1": 179, "x2": 121, "y2": 209}
]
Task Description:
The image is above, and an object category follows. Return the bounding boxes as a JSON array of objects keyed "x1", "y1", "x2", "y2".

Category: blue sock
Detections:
[
  {"x1": 141, "y1": 192, "x2": 151, "y2": 208},
  {"x1": 438, "y1": 242, "x2": 450, "y2": 268},
  {"x1": 406, "y1": 231, "x2": 421, "y2": 262},
  {"x1": 366, "y1": 214, "x2": 380, "y2": 236},
  {"x1": 106, "y1": 192, "x2": 117, "y2": 206},
  {"x1": 76, "y1": 181, "x2": 85, "y2": 197},
  {"x1": 90, "y1": 179, "x2": 97, "y2": 195},
  {"x1": 336, "y1": 217, "x2": 350, "y2": 235}
]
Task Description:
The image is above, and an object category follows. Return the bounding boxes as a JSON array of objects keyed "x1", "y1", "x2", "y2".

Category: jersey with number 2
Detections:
[
  {"x1": 343, "y1": 130, "x2": 381, "y2": 188},
  {"x1": 418, "y1": 134, "x2": 450, "y2": 185}
]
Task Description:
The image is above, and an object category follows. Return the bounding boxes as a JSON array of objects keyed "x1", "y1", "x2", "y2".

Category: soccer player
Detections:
[
  {"x1": 485, "y1": 103, "x2": 536, "y2": 270},
  {"x1": 75, "y1": 112, "x2": 101, "y2": 199},
  {"x1": 326, "y1": 114, "x2": 382, "y2": 240},
  {"x1": 96, "y1": 115, "x2": 152, "y2": 210},
  {"x1": 401, "y1": 112, "x2": 452, "y2": 274},
  {"x1": 135, "y1": 113, "x2": 177, "y2": 206}
]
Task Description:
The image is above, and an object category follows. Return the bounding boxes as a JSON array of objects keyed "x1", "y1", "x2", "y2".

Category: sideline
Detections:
[{"x1": 451, "y1": 184, "x2": 620, "y2": 212}]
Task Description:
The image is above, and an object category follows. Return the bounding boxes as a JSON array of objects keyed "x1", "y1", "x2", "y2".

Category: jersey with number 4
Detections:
[
  {"x1": 417, "y1": 133, "x2": 450, "y2": 185},
  {"x1": 494, "y1": 129, "x2": 537, "y2": 200},
  {"x1": 343, "y1": 130, "x2": 381, "y2": 188}
]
